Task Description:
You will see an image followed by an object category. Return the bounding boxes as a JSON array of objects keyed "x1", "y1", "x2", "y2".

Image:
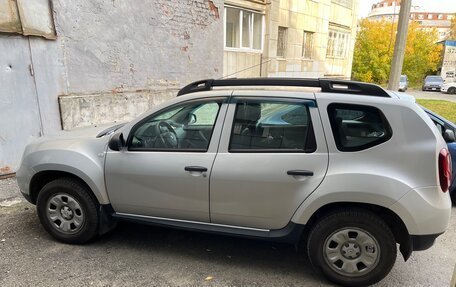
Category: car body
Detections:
[
  {"x1": 441, "y1": 81, "x2": 456, "y2": 94},
  {"x1": 398, "y1": 75, "x2": 408, "y2": 92},
  {"x1": 422, "y1": 75, "x2": 444, "y2": 91},
  {"x1": 17, "y1": 78, "x2": 452, "y2": 286}
]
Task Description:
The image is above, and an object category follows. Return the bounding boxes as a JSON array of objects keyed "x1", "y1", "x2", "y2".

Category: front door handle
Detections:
[
  {"x1": 287, "y1": 170, "x2": 314, "y2": 176},
  {"x1": 185, "y1": 166, "x2": 208, "y2": 172}
]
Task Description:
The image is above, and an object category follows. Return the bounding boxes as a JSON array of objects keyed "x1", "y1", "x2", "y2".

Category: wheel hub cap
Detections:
[
  {"x1": 60, "y1": 206, "x2": 74, "y2": 220},
  {"x1": 324, "y1": 228, "x2": 380, "y2": 277},
  {"x1": 46, "y1": 193, "x2": 84, "y2": 234}
]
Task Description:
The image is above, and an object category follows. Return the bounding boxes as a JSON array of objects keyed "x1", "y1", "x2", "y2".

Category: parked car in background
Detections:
[
  {"x1": 398, "y1": 75, "x2": 408, "y2": 92},
  {"x1": 422, "y1": 76, "x2": 444, "y2": 91},
  {"x1": 441, "y1": 81, "x2": 456, "y2": 94}
]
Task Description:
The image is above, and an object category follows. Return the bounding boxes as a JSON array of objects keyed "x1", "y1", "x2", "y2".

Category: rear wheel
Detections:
[
  {"x1": 307, "y1": 209, "x2": 397, "y2": 286},
  {"x1": 37, "y1": 178, "x2": 99, "y2": 244}
]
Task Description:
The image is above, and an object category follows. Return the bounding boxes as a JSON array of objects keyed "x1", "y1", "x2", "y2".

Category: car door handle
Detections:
[
  {"x1": 185, "y1": 166, "x2": 208, "y2": 172},
  {"x1": 287, "y1": 170, "x2": 314, "y2": 176}
]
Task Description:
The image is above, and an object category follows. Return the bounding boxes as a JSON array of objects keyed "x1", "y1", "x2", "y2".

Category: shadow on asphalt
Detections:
[{"x1": 90, "y1": 221, "x2": 319, "y2": 280}]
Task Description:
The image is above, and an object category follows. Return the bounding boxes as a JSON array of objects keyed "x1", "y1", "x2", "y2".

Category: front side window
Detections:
[
  {"x1": 225, "y1": 7, "x2": 264, "y2": 51},
  {"x1": 229, "y1": 100, "x2": 316, "y2": 152},
  {"x1": 129, "y1": 100, "x2": 222, "y2": 151},
  {"x1": 328, "y1": 104, "x2": 392, "y2": 152}
]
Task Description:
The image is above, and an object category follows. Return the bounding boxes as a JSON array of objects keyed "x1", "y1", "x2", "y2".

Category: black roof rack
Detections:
[{"x1": 177, "y1": 78, "x2": 391, "y2": 98}]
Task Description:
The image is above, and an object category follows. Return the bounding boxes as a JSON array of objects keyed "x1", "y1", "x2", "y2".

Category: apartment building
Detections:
[{"x1": 223, "y1": 0, "x2": 360, "y2": 79}]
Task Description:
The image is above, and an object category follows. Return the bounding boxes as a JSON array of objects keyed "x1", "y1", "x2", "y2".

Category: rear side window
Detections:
[
  {"x1": 229, "y1": 100, "x2": 316, "y2": 153},
  {"x1": 328, "y1": 104, "x2": 392, "y2": 152}
]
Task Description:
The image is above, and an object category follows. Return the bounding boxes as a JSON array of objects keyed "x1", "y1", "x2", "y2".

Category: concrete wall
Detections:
[
  {"x1": 0, "y1": 0, "x2": 224, "y2": 173},
  {"x1": 54, "y1": 0, "x2": 223, "y2": 129}
]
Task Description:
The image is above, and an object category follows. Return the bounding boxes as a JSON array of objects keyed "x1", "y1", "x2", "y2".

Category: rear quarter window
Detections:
[{"x1": 328, "y1": 104, "x2": 392, "y2": 152}]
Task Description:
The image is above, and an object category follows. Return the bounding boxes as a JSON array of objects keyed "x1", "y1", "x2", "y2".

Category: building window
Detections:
[
  {"x1": 327, "y1": 29, "x2": 350, "y2": 58},
  {"x1": 417, "y1": 14, "x2": 424, "y2": 20},
  {"x1": 331, "y1": 0, "x2": 353, "y2": 9},
  {"x1": 438, "y1": 14, "x2": 444, "y2": 20},
  {"x1": 277, "y1": 26, "x2": 288, "y2": 58},
  {"x1": 224, "y1": 6, "x2": 264, "y2": 51},
  {"x1": 302, "y1": 31, "x2": 314, "y2": 59},
  {"x1": 448, "y1": 15, "x2": 454, "y2": 20},
  {"x1": 428, "y1": 14, "x2": 433, "y2": 20}
]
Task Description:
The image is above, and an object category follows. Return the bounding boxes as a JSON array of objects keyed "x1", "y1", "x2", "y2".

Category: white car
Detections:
[
  {"x1": 17, "y1": 78, "x2": 452, "y2": 286},
  {"x1": 441, "y1": 82, "x2": 456, "y2": 94}
]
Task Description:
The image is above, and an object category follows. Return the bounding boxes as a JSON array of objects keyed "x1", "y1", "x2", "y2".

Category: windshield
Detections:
[
  {"x1": 400, "y1": 76, "x2": 406, "y2": 82},
  {"x1": 426, "y1": 76, "x2": 443, "y2": 82}
]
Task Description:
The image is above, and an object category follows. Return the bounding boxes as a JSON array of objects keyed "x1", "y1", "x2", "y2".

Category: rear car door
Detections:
[
  {"x1": 105, "y1": 97, "x2": 228, "y2": 222},
  {"x1": 210, "y1": 94, "x2": 329, "y2": 229}
]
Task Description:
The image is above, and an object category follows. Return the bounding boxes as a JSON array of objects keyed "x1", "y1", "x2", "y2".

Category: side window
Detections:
[
  {"x1": 328, "y1": 104, "x2": 392, "y2": 152},
  {"x1": 229, "y1": 100, "x2": 316, "y2": 152},
  {"x1": 129, "y1": 100, "x2": 222, "y2": 151}
]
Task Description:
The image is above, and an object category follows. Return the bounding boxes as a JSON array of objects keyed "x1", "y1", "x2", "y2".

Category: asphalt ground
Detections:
[
  {"x1": 0, "y1": 178, "x2": 455, "y2": 287},
  {"x1": 405, "y1": 89, "x2": 456, "y2": 103}
]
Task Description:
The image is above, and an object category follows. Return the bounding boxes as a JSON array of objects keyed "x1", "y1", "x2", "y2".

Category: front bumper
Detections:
[
  {"x1": 423, "y1": 86, "x2": 441, "y2": 91},
  {"x1": 441, "y1": 86, "x2": 448, "y2": 93}
]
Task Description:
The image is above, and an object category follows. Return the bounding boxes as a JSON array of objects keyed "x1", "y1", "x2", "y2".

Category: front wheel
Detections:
[
  {"x1": 448, "y1": 87, "x2": 456, "y2": 94},
  {"x1": 37, "y1": 178, "x2": 99, "y2": 244},
  {"x1": 307, "y1": 209, "x2": 397, "y2": 286}
]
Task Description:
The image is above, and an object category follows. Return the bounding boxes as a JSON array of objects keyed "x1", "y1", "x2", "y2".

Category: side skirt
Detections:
[{"x1": 112, "y1": 212, "x2": 305, "y2": 244}]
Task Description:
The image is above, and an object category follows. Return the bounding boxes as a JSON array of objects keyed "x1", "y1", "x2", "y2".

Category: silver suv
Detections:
[{"x1": 17, "y1": 78, "x2": 452, "y2": 286}]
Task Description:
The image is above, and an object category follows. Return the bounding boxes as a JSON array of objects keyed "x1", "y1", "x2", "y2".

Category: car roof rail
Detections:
[{"x1": 176, "y1": 78, "x2": 391, "y2": 98}]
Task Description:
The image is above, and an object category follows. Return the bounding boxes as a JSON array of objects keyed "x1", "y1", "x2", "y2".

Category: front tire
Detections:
[
  {"x1": 307, "y1": 209, "x2": 397, "y2": 286},
  {"x1": 448, "y1": 87, "x2": 456, "y2": 94},
  {"x1": 37, "y1": 178, "x2": 99, "y2": 244}
]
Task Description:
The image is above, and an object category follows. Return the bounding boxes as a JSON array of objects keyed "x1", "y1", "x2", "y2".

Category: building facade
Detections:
[
  {"x1": 0, "y1": 0, "x2": 223, "y2": 175},
  {"x1": 368, "y1": 0, "x2": 455, "y2": 41},
  {"x1": 223, "y1": 0, "x2": 360, "y2": 79},
  {"x1": 440, "y1": 40, "x2": 456, "y2": 82}
]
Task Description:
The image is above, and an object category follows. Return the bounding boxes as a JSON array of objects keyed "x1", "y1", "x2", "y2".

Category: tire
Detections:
[
  {"x1": 451, "y1": 189, "x2": 456, "y2": 206},
  {"x1": 36, "y1": 178, "x2": 99, "y2": 244},
  {"x1": 448, "y1": 87, "x2": 456, "y2": 94},
  {"x1": 307, "y1": 209, "x2": 397, "y2": 286}
]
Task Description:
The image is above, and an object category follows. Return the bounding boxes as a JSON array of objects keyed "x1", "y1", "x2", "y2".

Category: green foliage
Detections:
[
  {"x1": 417, "y1": 99, "x2": 456, "y2": 123},
  {"x1": 352, "y1": 19, "x2": 442, "y2": 86}
]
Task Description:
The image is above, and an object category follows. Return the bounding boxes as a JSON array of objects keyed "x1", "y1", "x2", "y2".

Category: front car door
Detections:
[
  {"x1": 210, "y1": 92, "x2": 328, "y2": 229},
  {"x1": 105, "y1": 97, "x2": 228, "y2": 222}
]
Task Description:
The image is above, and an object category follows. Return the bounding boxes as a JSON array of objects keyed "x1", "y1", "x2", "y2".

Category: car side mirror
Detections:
[
  {"x1": 184, "y1": 113, "x2": 197, "y2": 125},
  {"x1": 108, "y1": 132, "x2": 125, "y2": 151},
  {"x1": 443, "y1": 129, "x2": 456, "y2": 143}
]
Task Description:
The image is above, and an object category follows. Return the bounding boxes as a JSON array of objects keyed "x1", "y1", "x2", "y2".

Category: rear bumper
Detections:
[{"x1": 423, "y1": 86, "x2": 441, "y2": 91}]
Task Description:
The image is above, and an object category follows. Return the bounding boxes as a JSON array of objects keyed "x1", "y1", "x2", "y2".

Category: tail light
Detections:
[{"x1": 439, "y1": 148, "x2": 452, "y2": 192}]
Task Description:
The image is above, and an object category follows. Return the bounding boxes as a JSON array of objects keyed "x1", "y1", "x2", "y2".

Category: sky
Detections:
[{"x1": 358, "y1": 0, "x2": 456, "y2": 18}]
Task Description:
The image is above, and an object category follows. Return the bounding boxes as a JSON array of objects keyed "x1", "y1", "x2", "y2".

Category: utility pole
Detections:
[{"x1": 387, "y1": 0, "x2": 412, "y2": 91}]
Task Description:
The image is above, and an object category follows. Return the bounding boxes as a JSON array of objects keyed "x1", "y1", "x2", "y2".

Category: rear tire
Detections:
[
  {"x1": 36, "y1": 178, "x2": 99, "y2": 244},
  {"x1": 307, "y1": 209, "x2": 397, "y2": 286}
]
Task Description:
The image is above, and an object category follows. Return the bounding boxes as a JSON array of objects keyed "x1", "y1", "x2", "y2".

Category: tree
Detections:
[
  {"x1": 352, "y1": 19, "x2": 442, "y2": 86},
  {"x1": 448, "y1": 16, "x2": 456, "y2": 40}
]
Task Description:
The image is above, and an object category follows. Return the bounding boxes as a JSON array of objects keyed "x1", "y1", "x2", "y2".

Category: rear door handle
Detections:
[
  {"x1": 185, "y1": 166, "x2": 208, "y2": 172},
  {"x1": 287, "y1": 170, "x2": 314, "y2": 176}
]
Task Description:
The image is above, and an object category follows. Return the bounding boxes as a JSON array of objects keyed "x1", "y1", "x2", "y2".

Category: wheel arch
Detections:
[
  {"x1": 300, "y1": 202, "x2": 412, "y2": 261},
  {"x1": 29, "y1": 169, "x2": 107, "y2": 205}
]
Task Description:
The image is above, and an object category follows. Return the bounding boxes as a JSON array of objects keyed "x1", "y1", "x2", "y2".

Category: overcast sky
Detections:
[{"x1": 358, "y1": 0, "x2": 456, "y2": 18}]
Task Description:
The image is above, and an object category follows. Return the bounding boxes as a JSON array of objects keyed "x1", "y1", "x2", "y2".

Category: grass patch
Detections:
[{"x1": 417, "y1": 99, "x2": 456, "y2": 123}]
